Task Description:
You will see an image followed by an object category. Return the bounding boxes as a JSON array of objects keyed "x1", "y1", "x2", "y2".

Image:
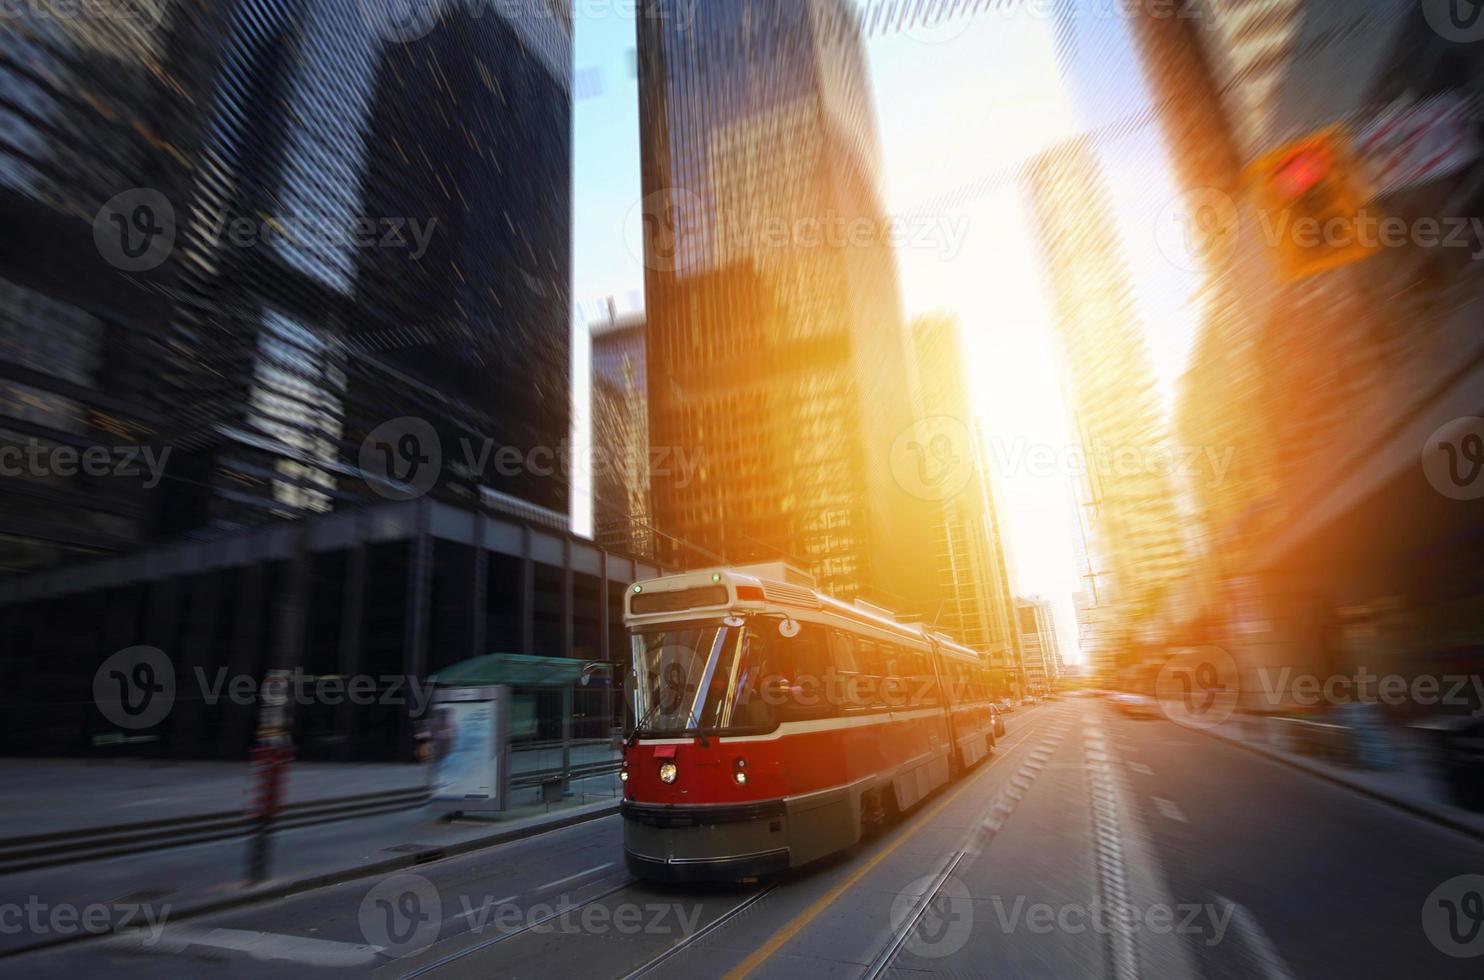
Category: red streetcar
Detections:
[{"x1": 620, "y1": 563, "x2": 1004, "y2": 882}]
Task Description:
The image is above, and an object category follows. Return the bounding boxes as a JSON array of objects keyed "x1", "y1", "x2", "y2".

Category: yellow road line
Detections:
[{"x1": 721, "y1": 712, "x2": 1052, "y2": 979}]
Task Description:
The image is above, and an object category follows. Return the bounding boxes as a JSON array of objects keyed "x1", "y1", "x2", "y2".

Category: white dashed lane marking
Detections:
[{"x1": 1152, "y1": 797, "x2": 1187, "y2": 823}]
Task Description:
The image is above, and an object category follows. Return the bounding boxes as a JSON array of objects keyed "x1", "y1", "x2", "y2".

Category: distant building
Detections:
[
  {"x1": 1025, "y1": 140, "x2": 1189, "y2": 667},
  {"x1": 1016, "y1": 597, "x2": 1061, "y2": 695},
  {"x1": 591, "y1": 305, "x2": 652, "y2": 559},
  {"x1": 908, "y1": 314, "x2": 1021, "y2": 690},
  {"x1": 636, "y1": 0, "x2": 939, "y2": 617}
]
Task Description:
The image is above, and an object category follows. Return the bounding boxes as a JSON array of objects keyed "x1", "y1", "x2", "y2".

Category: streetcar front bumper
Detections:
[{"x1": 621, "y1": 799, "x2": 791, "y2": 882}]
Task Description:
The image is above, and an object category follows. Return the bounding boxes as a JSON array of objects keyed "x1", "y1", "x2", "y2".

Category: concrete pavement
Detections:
[{"x1": 9, "y1": 700, "x2": 1484, "y2": 978}]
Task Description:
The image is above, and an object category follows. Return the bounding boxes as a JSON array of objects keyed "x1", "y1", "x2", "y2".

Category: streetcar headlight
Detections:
[
  {"x1": 733, "y1": 771, "x2": 747, "y2": 786},
  {"x1": 619, "y1": 766, "x2": 629, "y2": 782},
  {"x1": 659, "y1": 762, "x2": 678, "y2": 784}
]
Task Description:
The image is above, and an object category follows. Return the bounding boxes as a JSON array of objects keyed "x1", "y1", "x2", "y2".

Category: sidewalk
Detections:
[
  {"x1": 0, "y1": 771, "x2": 623, "y2": 958},
  {"x1": 1199, "y1": 713, "x2": 1484, "y2": 840},
  {"x1": 0, "y1": 758, "x2": 428, "y2": 838}
]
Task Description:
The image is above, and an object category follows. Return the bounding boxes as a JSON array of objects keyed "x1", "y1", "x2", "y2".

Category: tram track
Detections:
[
  {"x1": 618, "y1": 881, "x2": 781, "y2": 980},
  {"x1": 407, "y1": 708, "x2": 1067, "y2": 980},
  {"x1": 398, "y1": 872, "x2": 779, "y2": 980}
]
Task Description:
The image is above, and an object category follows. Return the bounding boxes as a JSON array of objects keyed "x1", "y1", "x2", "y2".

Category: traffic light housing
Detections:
[{"x1": 1247, "y1": 127, "x2": 1379, "y2": 281}]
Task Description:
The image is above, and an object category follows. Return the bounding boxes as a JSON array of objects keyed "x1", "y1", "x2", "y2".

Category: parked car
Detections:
[
  {"x1": 997, "y1": 698, "x2": 1016, "y2": 714},
  {"x1": 1110, "y1": 692, "x2": 1157, "y2": 718},
  {"x1": 1022, "y1": 695, "x2": 1038, "y2": 706}
]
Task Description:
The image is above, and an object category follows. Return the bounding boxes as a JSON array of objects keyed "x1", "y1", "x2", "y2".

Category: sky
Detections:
[{"x1": 568, "y1": 2, "x2": 1202, "y2": 667}]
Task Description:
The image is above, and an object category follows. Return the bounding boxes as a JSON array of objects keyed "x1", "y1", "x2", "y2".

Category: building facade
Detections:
[
  {"x1": 591, "y1": 306, "x2": 653, "y2": 559},
  {"x1": 0, "y1": 2, "x2": 585, "y2": 758},
  {"x1": 636, "y1": 0, "x2": 939, "y2": 617},
  {"x1": 1024, "y1": 140, "x2": 1190, "y2": 671},
  {"x1": 1016, "y1": 596, "x2": 1061, "y2": 695},
  {"x1": 908, "y1": 315, "x2": 1022, "y2": 687},
  {"x1": 1154, "y1": 1, "x2": 1484, "y2": 707},
  {"x1": 0, "y1": 0, "x2": 574, "y2": 574}
]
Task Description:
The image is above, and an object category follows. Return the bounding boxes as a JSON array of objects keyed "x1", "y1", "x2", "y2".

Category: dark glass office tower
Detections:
[
  {"x1": 351, "y1": 6, "x2": 573, "y2": 519},
  {"x1": 636, "y1": 0, "x2": 937, "y2": 615},
  {"x1": 0, "y1": 0, "x2": 575, "y2": 566}
]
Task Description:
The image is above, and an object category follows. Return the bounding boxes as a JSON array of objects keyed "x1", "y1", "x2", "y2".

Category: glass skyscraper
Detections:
[
  {"x1": 0, "y1": 0, "x2": 574, "y2": 570},
  {"x1": 637, "y1": 0, "x2": 938, "y2": 615}
]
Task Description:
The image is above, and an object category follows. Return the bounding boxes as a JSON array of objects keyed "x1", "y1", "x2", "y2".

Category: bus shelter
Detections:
[{"x1": 428, "y1": 653, "x2": 614, "y2": 814}]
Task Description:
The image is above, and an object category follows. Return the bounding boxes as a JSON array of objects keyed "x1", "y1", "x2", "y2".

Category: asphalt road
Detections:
[{"x1": 10, "y1": 699, "x2": 1484, "y2": 979}]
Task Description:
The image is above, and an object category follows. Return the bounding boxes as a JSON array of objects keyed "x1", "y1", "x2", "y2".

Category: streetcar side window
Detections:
[
  {"x1": 775, "y1": 622, "x2": 835, "y2": 722},
  {"x1": 910, "y1": 646, "x2": 940, "y2": 706},
  {"x1": 829, "y1": 630, "x2": 868, "y2": 712},
  {"x1": 856, "y1": 638, "x2": 888, "y2": 711}
]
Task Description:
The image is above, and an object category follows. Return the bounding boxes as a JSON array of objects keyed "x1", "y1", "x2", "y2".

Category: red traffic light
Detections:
[{"x1": 1272, "y1": 146, "x2": 1332, "y2": 199}]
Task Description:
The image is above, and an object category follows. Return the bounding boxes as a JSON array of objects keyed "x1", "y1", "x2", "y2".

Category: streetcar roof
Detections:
[{"x1": 624, "y1": 567, "x2": 986, "y2": 663}]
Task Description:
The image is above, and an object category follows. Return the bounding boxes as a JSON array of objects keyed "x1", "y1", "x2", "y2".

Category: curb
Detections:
[
  {"x1": 1197, "y1": 723, "x2": 1484, "y2": 845},
  {"x1": 0, "y1": 799, "x2": 621, "y2": 960}
]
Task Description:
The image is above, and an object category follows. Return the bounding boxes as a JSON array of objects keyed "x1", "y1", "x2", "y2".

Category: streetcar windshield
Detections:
[{"x1": 629, "y1": 619, "x2": 778, "y2": 735}]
